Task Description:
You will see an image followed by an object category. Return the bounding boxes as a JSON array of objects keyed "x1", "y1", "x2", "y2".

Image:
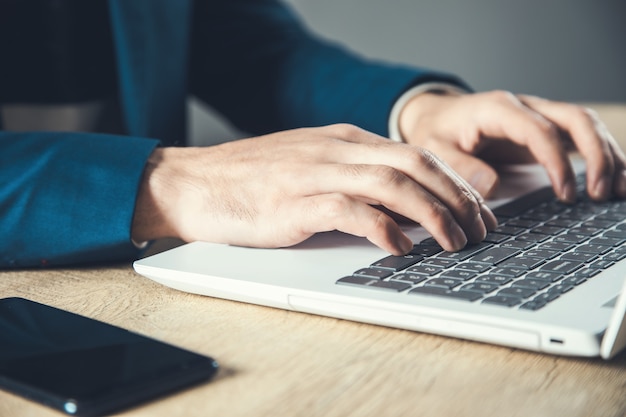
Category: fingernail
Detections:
[
  {"x1": 592, "y1": 176, "x2": 610, "y2": 201},
  {"x1": 449, "y1": 223, "x2": 468, "y2": 251},
  {"x1": 616, "y1": 171, "x2": 626, "y2": 198},
  {"x1": 468, "y1": 213, "x2": 487, "y2": 244},
  {"x1": 398, "y1": 234, "x2": 414, "y2": 254},
  {"x1": 561, "y1": 179, "x2": 577, "y2": 203},
  {"x1": 480, "y1": 203, "x2": 499, "y2": 231}
]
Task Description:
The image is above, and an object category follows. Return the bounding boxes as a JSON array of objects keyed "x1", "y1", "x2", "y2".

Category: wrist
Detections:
[
  {"x1": 131, "y1": 148, "x2": 176, "y2": 242},
  {"x1": 390, "y1": 83, "x2": 467, "y2": 143}
]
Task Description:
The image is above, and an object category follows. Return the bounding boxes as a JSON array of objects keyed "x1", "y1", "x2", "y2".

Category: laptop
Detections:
[{"x1": 133, "y1": 161, "x2": 626, "y2": 359}]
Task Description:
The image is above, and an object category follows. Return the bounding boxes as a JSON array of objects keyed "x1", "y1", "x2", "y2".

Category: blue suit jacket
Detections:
[{"x1": 0, "y1": 0, "x2": 466, "y2": 268}]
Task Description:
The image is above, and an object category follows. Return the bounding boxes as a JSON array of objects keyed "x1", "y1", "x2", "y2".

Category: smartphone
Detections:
[{"x1": 0, "y1": 297, "x2": 219, "y2": 416}]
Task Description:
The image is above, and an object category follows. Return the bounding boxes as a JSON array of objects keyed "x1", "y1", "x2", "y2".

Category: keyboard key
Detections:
[
  {"x1": 522, "y1": 211, "x2": 555, "y2": 221},
  {"x1": 540, "y1": 260, "x2": 584, "y2": 275},
  {"x1": 410, "y1": 244, "x2": 443, "y2": 257},
  {"x1": 538, "y1": 242, "x2": 574, "y2": 252},
  {"x1": 569, "y1": 226, "x2": 603, "y2": 236},
  {"x1": 490, "y1": 267, "x2": 526, "y2": 277},
  {"x1": 516, "y1": 233, "x2": 549, "y2": 243},
  {"x1": 524, "y1": 249, "x2": 560, "y2": 260},
  {"x1": 493, "y1": 187, "x2": 555, "y2": 218},
  {"x1": 409, "y1": 286, "x2": 482, "y2": 301},
  {"x1": 439, "y1": 269, "x2": 477, "y2": 281},
  {"x1": 483, "y1": 232, "x2": 510, "y2": 243},
  {"x1": 504, "y1": 218, "x2": 539, "y2": 228},
  {"x1": 391, "y1": 273, "x2": 427, "y2": 285},
  {"x1": 545, "y1": 218, "x2": 579, "y2": 228},
  {"x1": 353, "y1": 268, "x2": 393, "y2": 279},
  {"x1": 493, "y1": 225, "x2": 526, "y2": 236},
  {"x1": 455, "y1": 262, "x2": 491, "y2": 273},
  {"x1": 589, "y1": 236, "x2": 624, "y2": 247},
  {"x1": 559, "y1": 252, "x2": 597, "y2": 263},
  {"x1": 501, "y1": 240, "x2": 535, "y2": 250},
  {"x1": 475, "y1": 274, "x2": 513, "y2": 286},
  {"x1": 603, "y1": 229, "x2": 626, "y2": 239},
  {"x1": 371, "y1": 254, "x2": 422, "y2": 271},
  {"x1": 461, "y1": 282, "x2": 499, "y2": 294},
  {"x1": 572, "y1": 268, "x2": 601, "y2": 279},
  {"x1": 583, "y1": 219, "x2": 616, "y2": 229},
  {"x1": 421, "y1": 258, "x2": 457, "y2": 268},
  {"x1": 437, "y1": 242, "x2": 491, "y2": 261},
  {"x1": 520, "y1": 300, "x2": 547, "y2": 311},
  {"x1": 595, "y1": 212, "x2": 622, "y2": 221},
  {"x1": 336, "y1": 276, "x2": 411, "y2": 292},
  {"x1": 526, "y1": 271, "x2": 563, "y2": 282},
  {"x1": 482, "y1": 295, "x2": 523, "y2": 307},
  {"x1": 407, "y1": 265, "x2": 443, "y2": 276},
  {"x1": 533, "y1": 292, "x2": 560, "y2": 303},
  {"x1": 560, "y1": 211, "x2": 593, "y2": 221},
  {"x1": 602, "y1": 251, "x2": 626, "y2": 262},
  {"x1": 547, "y1": 284, "x2": 574, "y2": 295},
  {"x1": 336, "y1": 276, "x2": 378, "y2": 287},
  {"x1": 425, "y1": 277, "x2": 464, "y2": 289},
  {"x1": 589, "y1": 259, "x2": 615, "y2": 269},
  {"x1": 576, "y1": 244, "x2": 612, "y2": 255},
  {"x1": 368, "y1": 280, "x2": 413, "y2": 292},
  {"x1": 468, "y1": 247, "x2": 520, "y2": 265},
  {"x1": 561, "y1": 276, "x2": 587, "y2": 286},
  {"x1": 499, "y1": 257, "x2": 545, "y2": 270},
  {"x1": 553, "y1": 233, "x2": 589, "y2": 244},
  {"x1": 611, "y1": 201, "x2": 626, "y2": 211},
  {"x1": 531, "y1": 225, "x2": 565, "y2": 235},
  {"x1": 512, "y1": 279, "x2": 550, "y2": 291},
  {"x1": 419, "y1": 237, "x2": 439, "y2": 246},
  {"x1": 499, "y1": 287, "x2": 536, "y2": 298}
]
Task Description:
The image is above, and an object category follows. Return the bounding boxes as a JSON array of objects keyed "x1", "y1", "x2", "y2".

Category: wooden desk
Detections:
[{"x1": 2, "y1": 104, "x2": 626, "y2": 417}]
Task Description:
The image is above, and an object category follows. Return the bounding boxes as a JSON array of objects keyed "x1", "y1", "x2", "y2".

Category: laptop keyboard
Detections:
[{"x1": 336, "y1": 174, "x2": 626, "y2": 311}]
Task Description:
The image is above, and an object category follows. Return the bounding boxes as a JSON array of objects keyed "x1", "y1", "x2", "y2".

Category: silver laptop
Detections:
[{"x1": 133, "y1": 162, "x2": 626, "y2": 359}]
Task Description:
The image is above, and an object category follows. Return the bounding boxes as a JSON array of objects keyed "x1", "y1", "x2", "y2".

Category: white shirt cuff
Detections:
[
  {"x1": 388, "y1": 82, "x2": 468, "y2": 142},
  {"x1": 131, "y1": 238, "x2": 150, "y2": 250}
]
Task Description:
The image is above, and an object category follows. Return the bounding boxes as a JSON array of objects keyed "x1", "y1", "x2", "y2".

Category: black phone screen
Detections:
[{"x1": 0, "y1": 297, "x2": 218, "y2": 416}]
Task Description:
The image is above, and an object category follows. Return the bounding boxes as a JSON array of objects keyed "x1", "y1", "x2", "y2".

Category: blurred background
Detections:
[{"x1": 191, "y1": 0, "x2": 626, "y2": 145}]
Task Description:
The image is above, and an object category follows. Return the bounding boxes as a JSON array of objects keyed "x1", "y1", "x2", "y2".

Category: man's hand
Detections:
[
  {"x1": 399, "y1": 90, "x2": 626, "y2": 202},
  {"x1": 131, "y1": 124, "x2": 497, "y2": 254}
]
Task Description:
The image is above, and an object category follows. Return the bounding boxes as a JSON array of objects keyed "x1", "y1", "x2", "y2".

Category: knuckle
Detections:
[
  {"x1": 581, "y1": 106, "x2": 600, "y2": 121},
  {"x1": 318, "y1": 193, "x2": 351, "y2": 217},
  {"x1": 370, "y1": 165, "x2": 408, "y2": 187},
  {"x1": 535, "y1": 118, "x2": 559, "y2": 138},
  {"x1": 487, "y1": 89, "x2": 516, "y2": 103},
  {"x1": 452, "y1": 188, "x2": 480, "y2": 213},
  {"x1": 327, "y1": 123, "x2": 362, "y2": 139},
  {"x1": 423, "y1": 199, "x2": 451, "y2": 225},
  {"x1": 419, "y1": 148, "x2": 442, "y2": 167},
  {"x1": 370, "y1": 210, "x2": 393, "y2": 234},
  {"x1": 569, "y1": 104, "x2": 595, "y2": 121},
  {"x1": 406, "y1": 147, "x2": 441, "y2": 170},
  {"x1": 573, "y1": 106, "x2": 601, "y2": 130}
]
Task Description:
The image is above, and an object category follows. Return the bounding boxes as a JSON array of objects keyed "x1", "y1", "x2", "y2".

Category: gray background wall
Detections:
[{"x1": 191, "y1": 0, "x2": 626, "y2": 145}]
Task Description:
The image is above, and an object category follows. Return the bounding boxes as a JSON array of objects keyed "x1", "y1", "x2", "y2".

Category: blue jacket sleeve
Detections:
[
  {"x1": 0, "y1": 132, "x2": 159, "y2": 268},
  {"x1": 189, "y1": 0, "x2": 469, "y2": 137}
]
